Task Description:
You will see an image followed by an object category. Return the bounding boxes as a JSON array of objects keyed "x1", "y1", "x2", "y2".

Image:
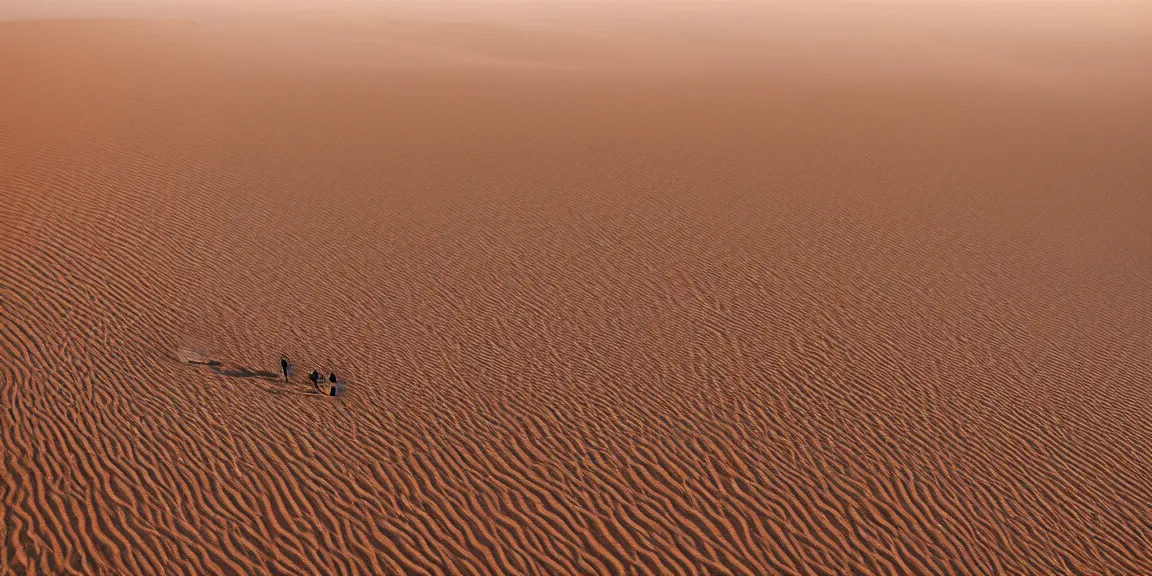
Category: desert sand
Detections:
[{"x1": 2, "y1": 1, "x2": 1151, "y2": 574}]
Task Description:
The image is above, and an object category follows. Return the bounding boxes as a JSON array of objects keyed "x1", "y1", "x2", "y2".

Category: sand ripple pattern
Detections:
[{"x1": 3, "y1": 18, "x2": 1152, "y2": 576}]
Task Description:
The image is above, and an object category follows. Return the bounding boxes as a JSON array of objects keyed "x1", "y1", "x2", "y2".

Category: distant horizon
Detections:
[
  {"x1": 4, "y1": 0, "x2": 1144, "y2": 96},
  {"x1": 5, "y1": 0, "x2": 1151, "y2": 20}
]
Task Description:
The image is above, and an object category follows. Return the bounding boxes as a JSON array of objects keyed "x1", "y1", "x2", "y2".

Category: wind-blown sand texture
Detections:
[{"x1": 2, "y1": 3, "x2": 1151, "y2": 574}]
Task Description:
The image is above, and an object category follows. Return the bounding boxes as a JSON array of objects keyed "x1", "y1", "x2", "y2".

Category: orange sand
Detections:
[{"x1": 2, "y1": 3, "x2": 1151, "y2": 574}]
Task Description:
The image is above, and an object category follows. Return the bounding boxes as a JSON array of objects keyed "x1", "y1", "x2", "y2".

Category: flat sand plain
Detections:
[{"x1": 2, "y1": 3, "x2": 1151, "y2": 574}]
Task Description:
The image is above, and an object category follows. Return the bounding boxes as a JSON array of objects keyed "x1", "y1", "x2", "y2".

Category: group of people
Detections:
[{"x1": 280, "y1": 357, "x2": 340, "y2": 397}]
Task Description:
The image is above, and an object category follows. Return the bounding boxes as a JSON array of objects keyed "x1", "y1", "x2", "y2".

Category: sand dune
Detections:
[{"x1": 2, "y1": 5, "x2": 1151, "y2": 575}]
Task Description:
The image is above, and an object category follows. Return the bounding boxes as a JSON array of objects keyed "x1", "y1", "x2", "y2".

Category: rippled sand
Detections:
[{"x1": 2, "y1": 3, "x2": 1151, "y2": 574}]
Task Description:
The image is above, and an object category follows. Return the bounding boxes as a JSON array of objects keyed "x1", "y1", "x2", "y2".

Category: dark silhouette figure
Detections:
[
  {"x1": 330, "y1": 384, "x2": 338, "y2": 397},
  {"x1": 280, "y1": 358, "x2": 290, "y2": 383},
  {"x1": 309, "y1": 370, "x2": 321, "y2": 394},
  {"x1": 328, "y1": 373, "x2": 338, "y2": 396}
]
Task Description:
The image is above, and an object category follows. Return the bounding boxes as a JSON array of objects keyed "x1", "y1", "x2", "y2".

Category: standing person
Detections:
[
  {"x1": 328, "y1": 373, "x2": 338, "y2": 396},
  {"x1": 309, "y1": 370, "x2": 321, "y2": 394},
  {"x1": 280, "y1": 357, "x2": 290, "y2": 383}
]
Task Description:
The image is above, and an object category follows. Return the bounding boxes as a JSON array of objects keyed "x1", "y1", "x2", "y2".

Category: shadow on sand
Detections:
[
  {"x1": 180, "y1": 348, "x2": 342, "y2": 398},
  {"x1": 265, "y1": 387, "x2": 334, "y2": 398},
  {"x1": 185, "y1": 357, "x2": 281, "y2": 381}
]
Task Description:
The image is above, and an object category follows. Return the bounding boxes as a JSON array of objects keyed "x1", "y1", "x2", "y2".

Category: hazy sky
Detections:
[
  {"x1": 2, "y1": 0, "x2": 1147, "y2": 93},
  {"x1": 4, "y1": 0, "x2": 1151, "y2": 20}
]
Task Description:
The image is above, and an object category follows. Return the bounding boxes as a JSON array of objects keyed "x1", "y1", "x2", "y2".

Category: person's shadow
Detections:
[{"x1": 184, "y1": 356, "x2": 281, "y2": 381}]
